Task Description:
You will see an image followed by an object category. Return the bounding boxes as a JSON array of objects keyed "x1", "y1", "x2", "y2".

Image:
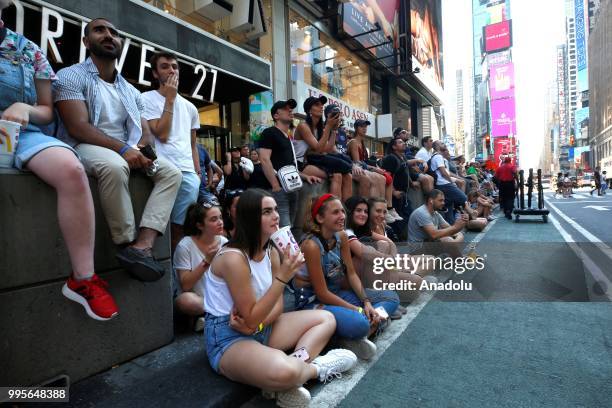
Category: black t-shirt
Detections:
[
  {"x1": 249, "y1": 163, "x2": 269, "y2": 189},
  {"x1": 381, "y1": 153, "x2": 409, "y2": 191},
  {"x1": 224, "y1": 163, "x2": 249, "y2": 190},
  {"x1": 258, "y1": 126, "x2": 295, "y2": 189}
]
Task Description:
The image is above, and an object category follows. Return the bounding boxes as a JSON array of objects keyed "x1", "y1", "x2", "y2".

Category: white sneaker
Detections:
[
  {"x1": 194, "y1": 316, "x2": 205, "y2": 333},
  {"x1": 268, "y1": 386, "x2": 311, "y2": 408},
  {"x1": 389, "y1": 208, "x2": 403, "y2": 221},
  {"x1": 337, "y1": 338, "x2": 377, "y2": 360},
  {"x1": 312, "y1": 349, "x2": 357, "y2": 383},
  {"x1": 385, "y1": 211, "x2": 396, "y2": 224}
]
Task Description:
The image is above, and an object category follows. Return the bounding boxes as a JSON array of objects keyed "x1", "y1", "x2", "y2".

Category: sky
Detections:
[{"x1": 442, "y1": 0, "x2": 566, "y2": 168}]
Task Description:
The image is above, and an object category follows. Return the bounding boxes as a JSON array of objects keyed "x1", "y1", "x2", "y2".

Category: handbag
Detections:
[{"x1": 276, "y1": 132, "x2": 303, "y2": 192}]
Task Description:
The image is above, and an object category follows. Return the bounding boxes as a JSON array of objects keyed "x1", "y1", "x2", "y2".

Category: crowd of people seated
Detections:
[{"x1": 3, "y1": 12, "x2": 504, "y2": 406}]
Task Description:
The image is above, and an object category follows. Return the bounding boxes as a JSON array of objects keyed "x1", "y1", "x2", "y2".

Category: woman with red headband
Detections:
[{"x1": 293, "y1": 193, "x2": 400, "y2": 360}]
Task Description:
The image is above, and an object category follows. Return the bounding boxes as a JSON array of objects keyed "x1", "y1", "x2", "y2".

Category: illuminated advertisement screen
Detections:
[
  {"x1": 490, "y1": 97, "x2": 516, "y2": 137},
  {"x1": 493, "y1": 137, "x2": 516, "y2": 168},
  {"x1": 410, "y1": 0, "x2": 444, "y2": 95},
  {"x1": 489, "y1": 62, "x2": 514, "y2": 100},
  {"x1": 340, "y1": 0, "x2": 400, "y2": 67},
  {"x1": 483, "y1": 20, "x2": 512, "y2": 53}
]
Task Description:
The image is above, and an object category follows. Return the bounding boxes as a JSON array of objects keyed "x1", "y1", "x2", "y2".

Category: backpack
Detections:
[{"x1": 426, "y1": 153, "x2": 440, "y2": 184}]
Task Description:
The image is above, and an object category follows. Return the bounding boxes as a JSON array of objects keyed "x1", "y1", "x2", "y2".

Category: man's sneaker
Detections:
[
  {"x1": 62, "y1": 274, "x2": 119, "y2": 321},
  {"x1": 384, "y1": 211, "x2": 396, "y2": 224},
  {"x1": 337, "y1": 338, "x2": 376, "y2": 360},
  {"x1": 116, "y1": 246, "x2": 165, "y2": 282},
  {"x1": 389, "y1": 208, "x2": 403, "y2": 221},
  {"x1": 262, "y1": 386, "x2": 311, "y2": 408},
  {"x1": 312, "y1": 349, "x2": 357, "y2": 383}
]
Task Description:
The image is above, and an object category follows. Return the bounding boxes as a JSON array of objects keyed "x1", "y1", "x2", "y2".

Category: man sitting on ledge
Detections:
[
  {"x1": 407, "y1": 189, "x2": 468, "y2": 259},
  {"x1": 54, "y1": 18, "x2": 181, "y2": 281}
]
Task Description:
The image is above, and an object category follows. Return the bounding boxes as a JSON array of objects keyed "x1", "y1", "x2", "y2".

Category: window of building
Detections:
[
  {"x1": 289, "y1": 10, "x2": 370, "y2": 111},
  {"x1": 140, "y1": 0, "x2": 274, "y2": 63}
]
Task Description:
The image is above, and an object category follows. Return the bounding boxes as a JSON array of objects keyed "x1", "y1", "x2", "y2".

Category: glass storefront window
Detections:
[
  {"x1": 289, "y1": 10, "x2": 369, "y2": 111},
  {"x1": 140, "y1": 0, "x2": 273, "y2": 63}
]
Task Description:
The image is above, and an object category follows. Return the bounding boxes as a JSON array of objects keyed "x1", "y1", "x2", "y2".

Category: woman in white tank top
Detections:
[{"x1": 203, "y1": 189, "x2": 357, "y2": 406}]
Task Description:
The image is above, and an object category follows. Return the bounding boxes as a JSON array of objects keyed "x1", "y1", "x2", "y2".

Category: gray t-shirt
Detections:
[{"x1": 408, "y1": 204, "x2": 448, "y2": 243}]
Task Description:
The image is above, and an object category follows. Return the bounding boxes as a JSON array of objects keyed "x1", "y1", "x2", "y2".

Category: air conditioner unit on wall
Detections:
[
  {"x1": 220, "y1": 0, "x2": 267, "y2": 38},
  {"x1": 194, "y1": 0, "x2": 233, "y2": 21}
]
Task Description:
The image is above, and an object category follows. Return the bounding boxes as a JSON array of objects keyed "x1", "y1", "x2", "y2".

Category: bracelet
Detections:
[
  {"x1": 276, "y1": 276, "x2": 289, "y2": 286},
  {"x1": 118, "y1": 144, "x2": 130, "y2": 156},
  {"x1": 163, "y1": 108, "x2": 173, "y2": 114},
  {"x1": 357, "y1": 307, "x2": 364, "y2": 314}
]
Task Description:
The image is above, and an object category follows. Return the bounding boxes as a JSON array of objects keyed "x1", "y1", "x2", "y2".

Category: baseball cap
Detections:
[
  {"x1": 393, "y1": 127, "x2": 406, "y2": 137},
  {"x1": 303, "y1": 95, "x2": 328, "y2": 113},
  {"x1": 354, "y1": 119, "x2": 371, "y2": 129},
  {"x1": 324, "y1": 104, "x2": 342, "y2": 117},
  {"x1": 270, "y1": 99, "x2": 297, "y2": 117},
  {"x1": 229, "y1": 146, "x2": 241, "y2": 152}
]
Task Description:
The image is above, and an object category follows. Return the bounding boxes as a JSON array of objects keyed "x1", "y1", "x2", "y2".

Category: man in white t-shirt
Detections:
[
  {"x1": 429, "y1": 142, "x2": 467, "y2": 224},
  {"x1": 416, "y1": 136, "x2": 433, "y2": 162},
  {"x1": 142, "y1": 52, "x2": 201, "y2": 252}
]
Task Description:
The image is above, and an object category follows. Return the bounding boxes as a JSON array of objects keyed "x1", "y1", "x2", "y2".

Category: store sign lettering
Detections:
[{"x1": 10, "y1": 0, "x2": 218, "y2": 102}]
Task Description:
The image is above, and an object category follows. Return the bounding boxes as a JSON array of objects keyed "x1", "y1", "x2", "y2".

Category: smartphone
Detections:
[
  {"x1": 375, "y1": 306, "x2": 389, "y2": 320},
  {"x1": 139, "y1": 144, "x2": 158, "y2": 161}
]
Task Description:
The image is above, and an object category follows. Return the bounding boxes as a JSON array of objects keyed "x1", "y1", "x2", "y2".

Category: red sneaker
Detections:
[{"x1": 62, "y1": 274, "x2": 119, "y2": 321}]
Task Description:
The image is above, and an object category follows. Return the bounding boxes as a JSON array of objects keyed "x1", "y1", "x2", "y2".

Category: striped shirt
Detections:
[{"x1": 53, "y1": 57, "x2": 144, "y2": 147}]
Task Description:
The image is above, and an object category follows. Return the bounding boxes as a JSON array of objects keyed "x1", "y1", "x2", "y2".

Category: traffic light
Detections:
[
  {"x1": 569, "y1": 136, "x2": 575, "y2": 146},
  {"x1": 485, "y1": 134, "x2": 491, "y2": 150}
]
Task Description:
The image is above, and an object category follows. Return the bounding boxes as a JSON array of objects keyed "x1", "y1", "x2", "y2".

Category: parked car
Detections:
[{"x1": 579, "y1": 174, "x2": 593, "y2": 187}]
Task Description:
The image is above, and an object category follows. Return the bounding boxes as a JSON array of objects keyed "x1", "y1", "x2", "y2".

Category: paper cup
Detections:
[
  {"x1": 0, "y1": 120, "x2": 21, "y2": 168},
  {"x1": 271, "y1": 226, "x2": 305, "y2": 262}
]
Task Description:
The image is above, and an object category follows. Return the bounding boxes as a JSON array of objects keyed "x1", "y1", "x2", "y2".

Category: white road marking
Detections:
[
  {"x1": 548, "y1": 214, "x2": 612, "y2": 301},
  {"x1": 311, "y1": 216, "x2": 497, "y2": 407},
  {"x1": 583, "y1": 205, "x2": 611, "y2": 211},
  {"x1": 546, "y1": 199, "x2": 612, "y2": 263}
]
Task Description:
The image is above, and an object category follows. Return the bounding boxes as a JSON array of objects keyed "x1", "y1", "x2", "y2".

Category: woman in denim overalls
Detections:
[
  {"x1": 0, "y1": 2, "x2": 117, "y2": 320},
  {"x1": 295, "y1": 194, "x2": 400, "y2": 360}
]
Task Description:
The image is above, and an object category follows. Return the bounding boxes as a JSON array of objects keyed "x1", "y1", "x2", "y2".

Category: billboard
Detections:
[
  {"x1": 493, "y1": 137, "x2": 516, "y2": 168},
  {"x1": 574, "y1": 0, "x2": 589, "y2": 92},
  {"x1": 490, "y1": 97, "x2": 516, "y2": 137},
  {"x1": 483, "y1": 20, "x2": 512, "y2": 53},
  {"x1": 340, "y1": 0, "x2": 400, "y2": 67},
  {"x1": 489, "y1": 62, "x2": 514, "y2": 100},
  {"x1": 410, "y1": 0, "x2": 444, "y2": 97},
  {"x1": 248, "y1": 91, "x2": 274, "y2": 142}
]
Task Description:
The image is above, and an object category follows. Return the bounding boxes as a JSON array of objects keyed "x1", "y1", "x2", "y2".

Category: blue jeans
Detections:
[
  {"x1": 171, "y1": 171, "x2": 200, "y2": 225},
  {"x1": 270, "y1": 189, "x2": 298, "y2": 228},
  {"x1": 296, "y1": 288, "x2": 399, "y2": 339},
  {"x1": 437, "y1": 183, "x2": 468, "y2": 224}
]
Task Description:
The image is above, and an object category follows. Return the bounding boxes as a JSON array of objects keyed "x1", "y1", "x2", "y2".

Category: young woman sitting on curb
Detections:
[
  {"x1": 173, "y1": 203, "x2": 227, "y2": 332},
  {"x1": 344, "y1": 197, "x2": 425, "y2": 304},
  {"x1": 204, "y1": 189, "x2": 357, "y2": 407},
  {"x1": 294, "y1": 194, "x2": 400, "y2": 360}
]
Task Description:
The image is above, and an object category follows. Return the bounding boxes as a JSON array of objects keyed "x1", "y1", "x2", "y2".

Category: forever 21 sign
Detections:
[{"x1": 7, "y1": 0, "x2": 218, "y2": 102}]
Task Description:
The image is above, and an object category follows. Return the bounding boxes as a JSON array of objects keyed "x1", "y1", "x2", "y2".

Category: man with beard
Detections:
[
  {"x1": 54, "y1": 18, "x2": 182, "y2": 282},
  {"x1": 407, "y1": 189, "x2": 467, "y2": 259},
  {"x1": 141, "y1": 52, "x2": 201, "y2": 253},
  {"x1": 258, "y1": 99, "x2": 320, "y2": 229}
]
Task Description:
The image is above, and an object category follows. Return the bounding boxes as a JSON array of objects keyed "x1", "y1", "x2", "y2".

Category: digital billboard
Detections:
[
  {"x1": 490, "y1": 97, "x2": 516, "y2": 137},
  {"x1": 493, "y1": 137, "x2": 516, "y2": 168},
  {"x1": 483, "y1": 20, "x2": 512, "y2": 53},
  {"x1": 489, "y1": 62, "x2": 514, "y2": 100},
  {"x1": 340, "y1": 0, "x2": 400, "y2": 67},
  {"x1": 410, "y1": 0, "x2": 444, "y2": 96}
]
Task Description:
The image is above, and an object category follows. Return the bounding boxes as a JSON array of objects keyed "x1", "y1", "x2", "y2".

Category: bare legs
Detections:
[
  {"x1": 175, "y1": 292, "x2": 204, "y2": 315},
  {"x1": 26, "y1": 147, "x2": 95, "y2": 280},
  {"x1": 218, "y1": 310, "x2": 335, "y2": 391}
]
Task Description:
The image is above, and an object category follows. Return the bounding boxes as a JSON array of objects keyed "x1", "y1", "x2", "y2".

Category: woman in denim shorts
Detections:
[
  {"x1": 0, "y1": 3, "x2": 117, "y2": 320},
  {"x1": 294, "y1": 194, "x2": 400, "y2": 361},
  {"x1": 203, "y1": 189, "x2": 357, "y2": 406}
]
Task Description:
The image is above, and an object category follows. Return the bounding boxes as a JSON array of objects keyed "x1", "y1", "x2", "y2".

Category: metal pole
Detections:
[
  {"x1": 519, "y1": 170, "x2": 525, "y2": 209},
  {"x1": 527, "y1": 168, "x2": 534, "y2": 209}
]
